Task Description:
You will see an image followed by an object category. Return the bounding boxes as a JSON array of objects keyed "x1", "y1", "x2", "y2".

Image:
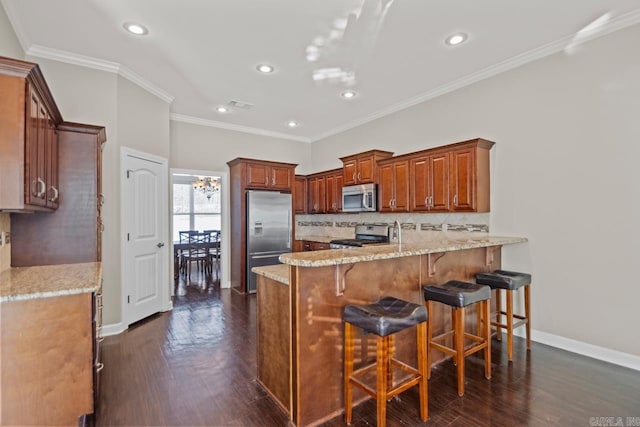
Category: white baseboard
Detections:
[
  {"x1": 514, "y1": 328, "x2": 640, "y2": 371},
  {"x1": 102, "y1": 322, "x2": 127, "y2": 337}
]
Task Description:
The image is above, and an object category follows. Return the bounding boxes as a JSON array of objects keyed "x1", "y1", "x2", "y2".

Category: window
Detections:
[{"x1": 172, "y1": 177, "x2": 221, "y2": 241}]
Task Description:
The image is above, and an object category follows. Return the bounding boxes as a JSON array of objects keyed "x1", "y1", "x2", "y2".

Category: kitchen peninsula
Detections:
[{"x1": 254, "y1": 235, "x2": 526, "y2": 427}]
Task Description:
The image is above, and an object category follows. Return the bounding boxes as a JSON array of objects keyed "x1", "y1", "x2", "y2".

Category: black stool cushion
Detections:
[
  {"x1": 343, "y1": 296, "x2": 428, "y2": 337},
  {"x1": 475, "y1": 270, "x2": 531, "y2": 290},
  {"x1": 423, "y1": 280, "x2": 491, "y2": 308}
]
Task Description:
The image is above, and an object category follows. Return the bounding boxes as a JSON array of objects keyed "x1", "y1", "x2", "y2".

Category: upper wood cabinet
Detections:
[
  {"x1": 244, "y1": 160, "x2": 294, "y2": 190},
  {"x1": 378, "y1": 159, "x2": 409, "y2": 212},
  {"x1": 324, "y1": 169, "x2": 343, "y2": 213},
  {"x1": 449, "y1": 139, "x2": 494, "y2": 212},
  {"x1": 294, "y1": 175, "x2": 307, "y2": 214},
  {"x1": 340, "y1": 150, "x2": 393, "y2": 186},
  {"x1": 307, "y1": 173, "x2": 326, "y2": 214},
  {"x1": 0, "y1": 57, "x2": 63, "y2": 211},
  {"x1": 410, "y1": 151, "x2": 450, "y2": 212}
]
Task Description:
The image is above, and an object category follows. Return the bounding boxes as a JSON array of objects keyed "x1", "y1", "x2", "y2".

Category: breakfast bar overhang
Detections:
[{"x1": 253, "y1": 236, "x2": 526, "y2": 427}]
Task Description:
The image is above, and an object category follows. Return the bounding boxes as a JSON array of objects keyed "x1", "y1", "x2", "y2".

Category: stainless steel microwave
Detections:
[{"x1": 342, "y1": 183, "x2": 377, "y2": 212}]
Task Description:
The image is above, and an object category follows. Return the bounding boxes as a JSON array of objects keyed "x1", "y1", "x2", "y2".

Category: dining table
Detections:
[{"x1": 173, "y1": 231, "x2": 220, "y2": 279}]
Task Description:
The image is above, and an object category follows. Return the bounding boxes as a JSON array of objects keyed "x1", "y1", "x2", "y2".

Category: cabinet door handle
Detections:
[
  {"x1": 99, "y1": 193, "x2": 105, "y2": 206},
  {"x1": 34, "y1": 177, "x2": 46, "y2": 198},
  {"x1": 429, "y1": 196, "x2": 433, "y2": 208},
  {"x1": 96, "y1": 362, "x2": 104, "y2": 372},
  {"x1": 453, "y1": 194, "x2": 458, "y2": 206},
  {"x1": 48, "y1": 186, "x2": 59, "y2": 203},
  {"x1": 271, "y1": 172, "x2": 275, "y2": 186},
  {"x1": 352, "y1": 172, "x2": 356, "y2": 182},
  {"x1": 265, "y1": 176, "x2": 269, "y2": 185},
  {"x1": 357, "y1": 172, "x2": 361, "y2": 181}
]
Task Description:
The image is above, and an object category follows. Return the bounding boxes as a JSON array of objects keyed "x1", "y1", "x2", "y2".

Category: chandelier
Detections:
[{"x1": 192, "y1": 176, "x2": 221, "y2": 199}]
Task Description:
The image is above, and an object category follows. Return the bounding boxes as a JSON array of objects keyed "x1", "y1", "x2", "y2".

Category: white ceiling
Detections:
[{"x1": 3, "y1": 0, "x2": 640, "y2": 143}]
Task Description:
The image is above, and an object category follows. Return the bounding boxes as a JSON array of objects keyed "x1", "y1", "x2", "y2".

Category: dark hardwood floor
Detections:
[{"x1": 97, "y1": 272, "x2": 640, "y2": 426}]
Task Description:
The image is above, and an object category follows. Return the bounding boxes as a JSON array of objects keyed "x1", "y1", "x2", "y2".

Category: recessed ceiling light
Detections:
[
  {"x1": 256, "y1": 64, "x2": 275, "y2": 73},
  {"x1": 216, "y1": 106, "x2": 228, "y2": 113},
  {"x1": 445, "y1": 33, "x2": 467, "y2": 46},
  {"x1": 341, "y1": 90, "x2": 357, "y2": 99},
  {"x1": 123, "y1": 22, "x2": 149, "y2": 36},
  {"x1": 287, "y1": 121, "x2": 299, "y2": 128}
]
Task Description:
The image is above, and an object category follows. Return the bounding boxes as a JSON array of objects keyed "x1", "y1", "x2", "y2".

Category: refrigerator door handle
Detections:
[{"x1": 251, "y1": 253, "x2": 284, "y2": 260}]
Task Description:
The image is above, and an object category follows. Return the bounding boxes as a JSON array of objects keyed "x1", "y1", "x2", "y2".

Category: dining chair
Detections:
[
  {"x1": 203, "y1": 230, "x2": 221, "y2": 278},
  {"x1": 183, "y1": 231, "x2": 214, "y2": 279}
]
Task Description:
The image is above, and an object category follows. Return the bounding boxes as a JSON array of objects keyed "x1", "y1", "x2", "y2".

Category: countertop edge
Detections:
[{"x1": 280, "y1": 236, "x2": 527, "y2": 267}]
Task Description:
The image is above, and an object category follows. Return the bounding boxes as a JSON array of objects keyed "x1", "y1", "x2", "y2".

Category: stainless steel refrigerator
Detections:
[{"x1": 246, "y1": 190, "x2": 292, "y2": 293}]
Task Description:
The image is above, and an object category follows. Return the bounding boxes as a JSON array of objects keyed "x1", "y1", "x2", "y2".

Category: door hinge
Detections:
[
  {"x1": 127, "y1": 295, "x2": 130, "y2": 304},
  {"x1": 126, "y1": 169, "x2": 133, "y2": 178},
  {"x1": 127, "y1": 233, "x2": 130, "y2": 241}
]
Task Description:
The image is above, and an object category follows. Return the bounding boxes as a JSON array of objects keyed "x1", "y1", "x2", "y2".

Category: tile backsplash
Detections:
[
  {"x1": 296, "y1": 212, "x2": 489, "y2": 242},
  {"x1": 0, "y1": 213, "x2": 10, "y2": 272}
]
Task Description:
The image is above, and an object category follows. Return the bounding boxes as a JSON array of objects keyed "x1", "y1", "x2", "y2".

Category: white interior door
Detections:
[{"x1": 122, "y1": 149, "x2": 169, "y2": 325}]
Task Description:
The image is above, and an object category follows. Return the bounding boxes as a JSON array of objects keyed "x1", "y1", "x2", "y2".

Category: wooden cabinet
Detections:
[
  {"x1": 11, "y1": 123, "x2": 106, "y2": 266},
  {"x1": 245, "y1": 160, "x2": 293, "y2": 190},
  {"x1": 0, "y1": 57, "x2": 63, "y2": 211},
  {"x1": 340, "y1": 149, "x2": 393, "y2": 186},
  {"x1": 324, "y1": 169, "x2": 343, "y2": 213},
  {"x1": 294, "y1": 175, "x2": 307, "y2": 214},
  {"x1": 447, "y1": 140, "x2": 493, "y2": 212},
  {"x1": 306, "y1": 169, "x2": 343, "y2": 214},
  {"x1": 227, "y1": 158, "x2": 297, "y2": 293},
  {"x1": 307, "y1": 174, "x2": 326, "y2": 214},
  {"x1": 378, "y1": 159, "x2": 410, "y2": 212},
  {"x1": 1, "y1": 293, "x2": 95, "y2": 425},
  {"x1": 410, "y1": 151, "x2": 450, "y2": 212},
  {"x1": 302, "y1": 240, "x2": 331, "y2": 251}
]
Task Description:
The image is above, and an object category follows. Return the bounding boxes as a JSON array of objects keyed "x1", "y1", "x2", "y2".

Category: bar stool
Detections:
[
  {"x1": 343, "y1": 296, "x2": 428, "y2": 427},
  {"x1": 475, "y1": 270, "x2": 531, "y2": 362},
  {"x1": 422, "y1": 280, "x2": 491, "y2": 397}
]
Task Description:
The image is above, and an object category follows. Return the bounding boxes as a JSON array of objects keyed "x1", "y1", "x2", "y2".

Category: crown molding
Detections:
[
  {"x1": 170, "y1": 113, "x2": 311, "y2": 143},
  {"x1": 310, "y1": 8, "x2": 640, "y2": 143},
  {"x1": 25, "y1": 45, "x2": 174, "y2": 103},
  {"x1": 1, "y1": 0, "x2": 30, "y2": 53}
]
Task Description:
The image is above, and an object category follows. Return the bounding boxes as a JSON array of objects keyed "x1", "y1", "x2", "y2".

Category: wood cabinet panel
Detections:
[
  {"x1": 294, "y1": 176, "x2": 307, "y2": 214},
  {"x1": 1, "y1": 293, "x2": 94, "y2": 425},
  {"x1": 410, "y1": 152, "x2": 450, "y2": 212},
  {"x1": 307, "y1": 175, "x2": 326, "y2": 214},
  {"x1": 302, "y1": 240, "x2": 330, "y2": 251},
  {"x1": 340, "y1": 150, "x2": 393, "y2": 186},
  {"x1": 271, "y1": 165, "x2": 292, "y2": 190},
  {"x1": 0, "y1": 57, "x2": 62, "y2": 211},
  {"x1": 378, "y1": 159, "x2": 409, "y2": 212},
  {"x1": 450, "y1": 147, "x2": 475, "y2": 211},
  {"x1": 325, "y1": 169, "x2": 343, "y2": 213}
]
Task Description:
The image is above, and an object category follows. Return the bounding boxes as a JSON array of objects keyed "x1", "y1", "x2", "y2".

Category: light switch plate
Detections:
[
  {"x1": 3, "y1": 231, "x2": 10, "y2": 245},
  {"x1": 0, "y1": 232, "x2": 3, "y2": 246}
]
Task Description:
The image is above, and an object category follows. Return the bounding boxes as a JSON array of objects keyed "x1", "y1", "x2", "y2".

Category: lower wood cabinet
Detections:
[
  {"x1": 1, "y1": 293, "x2": 96, "y2": 425},
  {"x1": 302, "y1": 240, "x2": 331, "y2": 251}
]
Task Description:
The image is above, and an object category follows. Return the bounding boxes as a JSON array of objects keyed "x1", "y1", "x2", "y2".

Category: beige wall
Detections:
[
  {"x1": 0, "y1": 4, "x2": 23, "y2": 59},
  {"x1": 312, "y1": 24, "x2": 640, "y2": 356},
  {"x1": 170, "y1": 121, "x2": 312, "y2": 172}
]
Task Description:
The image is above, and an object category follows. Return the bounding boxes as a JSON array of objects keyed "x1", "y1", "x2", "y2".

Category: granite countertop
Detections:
[
  {"x1": 280, "y1": 236, "x2": 527, "y2": 267},
  {"x1": 252, "y1": 264, "x2": 289, "y2": 285},
  {"x1": 0, "y1": 262, "x2": 102, "y2": 302}
]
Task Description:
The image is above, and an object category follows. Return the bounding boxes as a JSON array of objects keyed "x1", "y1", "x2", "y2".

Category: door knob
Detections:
[{"x1": 157, "y1": 242, "x2": 165, "y2": 248}]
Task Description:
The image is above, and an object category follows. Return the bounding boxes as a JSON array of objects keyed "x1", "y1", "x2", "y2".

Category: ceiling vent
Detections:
[{"x1": 228, "y1": 100, "x2": 254, "y2": 110}]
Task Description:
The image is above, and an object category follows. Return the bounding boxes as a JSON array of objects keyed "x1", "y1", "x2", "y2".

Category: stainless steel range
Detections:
[{"x1": 329, "y1": 224, "x2": 390, "y2": 249}]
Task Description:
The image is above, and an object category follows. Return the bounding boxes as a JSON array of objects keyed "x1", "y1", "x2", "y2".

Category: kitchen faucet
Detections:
[{"x1": 393, "y1": 220, "x2": 402, "y2": 249}]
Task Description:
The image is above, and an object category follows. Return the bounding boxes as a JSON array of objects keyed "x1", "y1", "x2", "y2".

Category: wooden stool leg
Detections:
[
  {"x1": 426, "y1": 301, "x2": 433, "y2": 380},
  {"x1": 506, "y1": 289, "x2": 514, "y2": 362},
  {"x1": 451, "y1": 307, "x2": 458, "y2": 366},
  {"x1": 524, "y1": 284, "x2": 531, "y2": 350},
  {"x1": 344, "y1": 322, "x2": 354, "y2": 425},
  {"x1": 476, "y1": 300, "x2": 482, "y2": 337},
  {"x1": 454, "y1": 307, "x2": 465, "y2": 397},
  {"x1": 416, "y1": 322, "x2": 428, "y2": 421},
  {"x1": 483, "y1": 300, "x2": 492, "y2": 379},
  {"x1": 387, "y1": 334, "x2": 395, "y2": 393},
  {"x1": 495, "y1": 288, "x2": 502, "y2": 341},
  {"x1": 376, "y1": 335, "x2": 389, "y2": 427}
]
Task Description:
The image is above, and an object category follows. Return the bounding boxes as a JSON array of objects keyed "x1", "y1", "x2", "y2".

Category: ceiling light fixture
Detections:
[
  {"x1": 216, "y1": 106, "x2": 229, "y2": 113},
  {"x1": 341, "y1": 90, "x2": 357, "y2": 99},
  {"x1": 192, "y1": 176, "x2": 221, "y2": 199},
  {"x1": 287, "y1": 121, "x2": 299, "y2": 128},
  {"x1": 123, "y1": 22, "x2": 149, "y2": 36},
  {"x1": 256, "y1": 64, "x2": 275, "y2": 73},
  {"x1": 445, "y1": 32, "x2": 467, "y2": 46}
]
